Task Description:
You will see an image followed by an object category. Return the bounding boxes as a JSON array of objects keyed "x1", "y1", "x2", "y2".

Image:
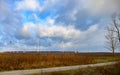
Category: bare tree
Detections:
[
  {"x1": 111, "y1": 13, "x2": 120, "y2": 43},
  {"x1": 105, "y1": 26, "x2": 118, "y2": 56},
  {"x1": 105, "y1": 13, "x2": 120, "y2": 56}
]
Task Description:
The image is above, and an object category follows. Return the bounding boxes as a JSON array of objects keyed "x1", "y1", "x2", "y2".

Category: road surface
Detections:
[{"x1": 0, "y1": 61, "x2": 118, "y2": 75}]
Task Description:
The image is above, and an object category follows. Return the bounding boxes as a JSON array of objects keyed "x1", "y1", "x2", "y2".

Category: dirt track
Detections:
[{"x1": 0, "y1": 61, "x2": 118, "y2": 75}]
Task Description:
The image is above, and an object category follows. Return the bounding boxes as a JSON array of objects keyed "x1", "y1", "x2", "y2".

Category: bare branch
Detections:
[{"x1": 105, "y1": 13, "x2": 120, "y2": 56}]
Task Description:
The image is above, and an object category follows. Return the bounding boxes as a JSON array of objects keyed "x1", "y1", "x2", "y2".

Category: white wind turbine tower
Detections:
[
  {"x1": 37, "y1": 39, "x2": 40, "y2": 52},
  {"x1": 74, "y1": 41, "x2": 79, "y2": 53},
  {"x1": 9, "y1": 40, "x2": 12, "y2": 52},
  {"x1": 61, "y1": 41, "x2": 65, "y2": 53}
]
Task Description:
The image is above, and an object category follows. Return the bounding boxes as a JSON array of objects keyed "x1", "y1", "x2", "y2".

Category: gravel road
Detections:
[{"x1": 0, "y1": 61, "x2": 118, "y2": 75}]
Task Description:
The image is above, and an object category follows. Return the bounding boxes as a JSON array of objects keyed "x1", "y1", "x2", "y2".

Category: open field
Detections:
[
  {"x1": 0, "y1": 61, "x2": 118, "y2": 75},
  {"x1": 29, "y1": 62, "x2": 120, "y2": 75},
  {"x1": 0, "y1": 52, "x2": 120, "y2": 71}
]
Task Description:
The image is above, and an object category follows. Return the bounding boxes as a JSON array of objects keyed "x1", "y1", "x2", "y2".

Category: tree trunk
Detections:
[{"x1": 113, "y1": 49, "x2": 115, "y2": 57}]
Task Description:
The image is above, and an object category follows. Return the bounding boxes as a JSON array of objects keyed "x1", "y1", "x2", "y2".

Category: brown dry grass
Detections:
[
  {"x1": 0, "y1": 52, "x2": 120, "y2": 71},
  {"x1": 0, "y1": 53, "x2": 93, "y2": 71}
]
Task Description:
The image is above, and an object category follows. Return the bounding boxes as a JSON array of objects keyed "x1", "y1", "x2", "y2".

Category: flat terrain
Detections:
[
  {"x1": 29, "y1": 62, "x2": 120, "y2": 75},
  {"x1": 0, "y1": 61, "x2": 118, "y2": 75},
  {"x1": 0, "y1": 52, "x2": 120, "y2": 71}
]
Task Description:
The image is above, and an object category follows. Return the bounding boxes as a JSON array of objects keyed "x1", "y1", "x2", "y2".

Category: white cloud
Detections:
[
  {"x1": 0, "y1": 0, "x2": 23, "y2": 42},
  {"x1": 82, "y1": 0, "x2": 120, "y2": 15},
  {"x1": 21, "y1": 21, "x2": 99, "y2": 40},
  {"x1": 38, "y1": 0, "x2": 59, "y2": 12},
  {"x1": 21, "y1": 22, "x2": 36, "y2": 37},
  {"x1": 85, "y1": 25, "x2": 98, "y2": 34},
  {"x1": 36, "y1": 25, "x2": 81, "y2": 39},
  {"x1": 67, "y1": 8, "x2": 78, "y2": 21},
  {"x1": 46, "y1": 17, "x2": 55, "y2": 25},
  {"x1": 16, "y1": 0, "x2": 39, "y2": 11},
  {"x1": 59, "y1": 42, "x2": 74, "y2": 49},
  {"x1": 59, "y1": 25, "x2": 99, "y2": 49},
  {"x1": 21, "y1": 22, "x2": 81, "y2": 40}
]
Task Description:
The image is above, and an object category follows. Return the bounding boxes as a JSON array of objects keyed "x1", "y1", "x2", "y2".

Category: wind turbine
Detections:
[
  {"x1": 9, "y1": 40, "x2": 12, "y2": 52},
  {"x1": 74, "y1": 41, "x2": 79, "y2": 53},
  {"x1": 61, "y1": 41, "x2": 65, "y2": 53},
  {"x1": 37, "y1": 39, "x2": 40, "y2": 52}
]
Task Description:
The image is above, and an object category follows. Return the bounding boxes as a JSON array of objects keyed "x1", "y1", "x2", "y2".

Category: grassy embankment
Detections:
[{"x1": 0, "y1": 52, "x2": 120, "y2": 71}]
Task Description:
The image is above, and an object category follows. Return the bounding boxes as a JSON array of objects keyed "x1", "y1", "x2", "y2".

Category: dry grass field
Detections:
[{"x1": 0, "y1": 52, "x2": 120, "y2": 71}]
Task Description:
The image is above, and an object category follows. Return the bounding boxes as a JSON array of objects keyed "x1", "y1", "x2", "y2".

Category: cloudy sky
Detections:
[{"x1": 0, "y1": 0, "x2": 120, "y2": 52}]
